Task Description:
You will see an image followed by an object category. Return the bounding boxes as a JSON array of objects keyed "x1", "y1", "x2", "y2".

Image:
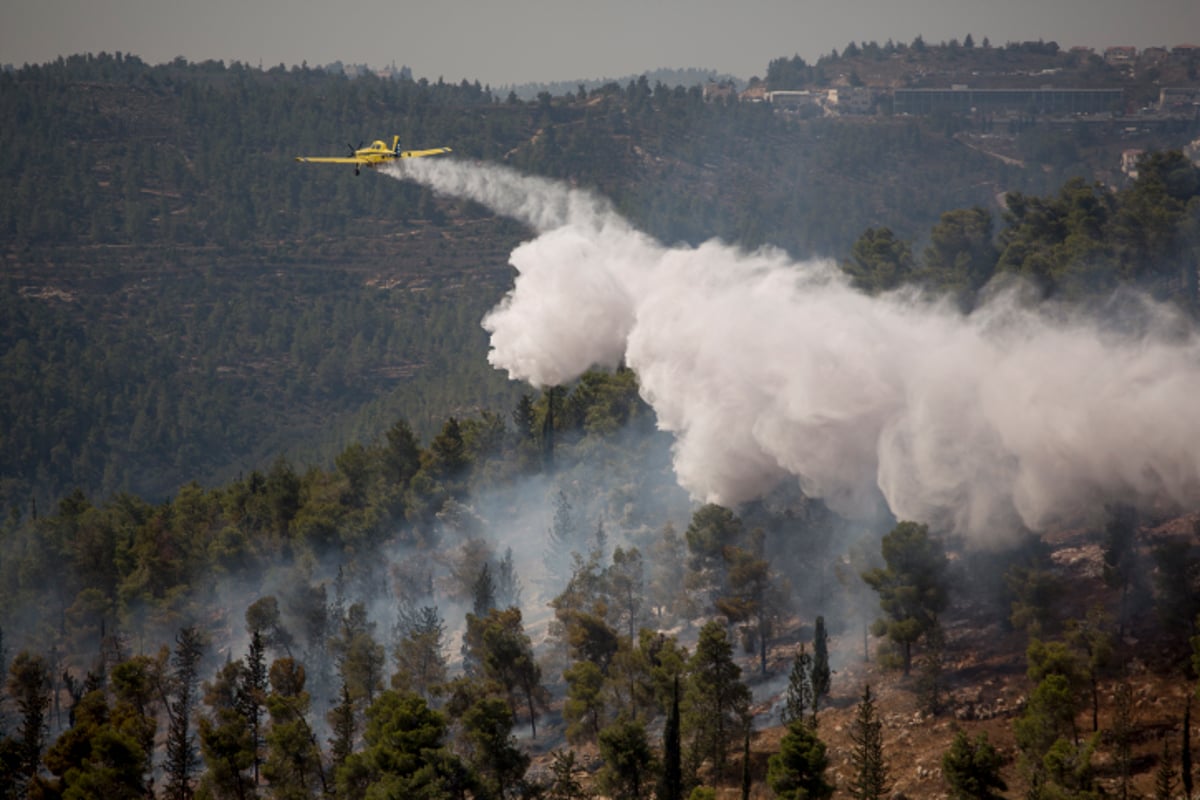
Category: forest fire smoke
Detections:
[{"x1": 389, "y1": 158, "x2": 1200, "y2": 541}]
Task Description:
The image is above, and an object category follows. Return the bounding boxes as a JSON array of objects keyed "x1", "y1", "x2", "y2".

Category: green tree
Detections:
[
  {"x1": 608, "y1": 546, "x2": 646, "y2": 642},
  {"x1": 862, "y1": 521, "x2": 950, "y2": 674},
  {"x1": 461, "y1": 695, "x2": 529, "y2": 799},
  {"x1": 767, "y1": 719, "x2": 834, "y2": 800},
  {"x1": 472, "y1": 563, "x2": 497, "y2": 617},
  {"x1": 659, "y1": 676, "x2": 683, "y2": 800},
  {"x1": 240, "y1": 626, "x2": 269, "y2": 787},
  {"x1": 463, "y1": 607, "x2": 546, "y2": 738},
  {"x1": 110, "y1": 654, "x2": 163, "y2": 791},
  {"x1": 683, "y1": 620, "x2": 751, "y2": 781},
  {"x1": 391, "y1": 605, "x2": 447, "y2": 700},
  {"x1": 330, "y1": 602, "x2": 386, "y2": 719},
  {"x1": 1005, "y1": 551, "x2": 1062, "y2": 637},
  {"x1": 1015, "y1": 673, "x2": 1087, "y2": 795},
  {"x1": 5, "y1": 650, "x2": 51, "y2": 792},
  {"x1": 1155, "y1": 736, "x2": 1177, "y2": 800},
  {"x1": 1065, "y1": 608, "x2": 1114, "y2": 733},
  {"x1": 563, "y1": 660, "x2": 606, "y2": 744},
  {"x1": 942, "y1": 730, "x2": 1006, "y2": 800},
  {"x1": 715, "y1": 529, "x2": 787, "y2": 676},
  {"x1": 842, "y1": 227, "x2": 916, "y2": 293},
  {"x1": 920, "y1": 206, "x2": 998, "y2": 302},
  {"x1": 245, "y1": 595, "x2": 294, "y2": 659},
  {"x1": 597, "y1": 718, "x2": 656, "y2": 800},
  {"x1": 327, "y1": 682, "x2": 356, "y2": 775},
  {"x1": 262, "y1": 658, "x2": 326, "y2": 799},
  {"x1": 495, "y1": 547, "x2": 522, "y2": 611},
  {"x1": 848, "y1": 685, "x2": 889, "y2": 800},
  {"x1": 38, "y1": 689, "x2": 148, "y2": 799},
  {"x1": 164, "y1": 625, "x2": 206, "y2": 800},
  {"x1": 197, "y1": 658, "x2": 256, "y2": 800},
  {"x1": 381, "y1": 418, "x2": 423, "y2": 488},
  {"x1": 545, "y1": 489, "x2": 579, "y2": 580},
  {"x1": 781, "y1": 645, "x2": 813, "y2": 727},
  {"x1": 335, "y1": 690, "x2": 471, "y2": 800},
  {"x1": 1025, "y1": 638, "x2": 1087, "y2": 736},
  {"x1": 996, "y1": 179, "x2": 1114, "y2": 298},
  {"x1": 685, "y1": 505, "x2": 743, "y2": 610},
  {"x1": 427, "y1": 416, "x2": 469, "y2": 485},
  {"x1": 811, "y1": 616, "x2": 831, "y2": 718},
  {"x1": 545, "y1": 749, "x2": 590, "y2": 800}
]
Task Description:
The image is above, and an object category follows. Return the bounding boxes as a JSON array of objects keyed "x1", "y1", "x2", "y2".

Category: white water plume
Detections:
[{"x1": 388, "y1": 158, "x2": 1200, "y2": 541}]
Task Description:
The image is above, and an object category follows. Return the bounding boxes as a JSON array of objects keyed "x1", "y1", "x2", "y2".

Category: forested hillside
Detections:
[
  {"x1": 8, "y1": 51, "x2": 1197, "y2": 512},
  {"x1": 3, "y1": 46, "x2": 1200, "y2": 800}
]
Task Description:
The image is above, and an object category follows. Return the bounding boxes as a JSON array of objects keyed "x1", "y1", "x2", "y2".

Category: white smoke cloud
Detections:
[{"x1": 388, "y1": 158, "x2": 1200, "y2": 541}]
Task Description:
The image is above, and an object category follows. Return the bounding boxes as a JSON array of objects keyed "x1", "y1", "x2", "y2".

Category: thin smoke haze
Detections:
[{"x1": 389, "y1": 158, "x2": 1200, "y2": 541}]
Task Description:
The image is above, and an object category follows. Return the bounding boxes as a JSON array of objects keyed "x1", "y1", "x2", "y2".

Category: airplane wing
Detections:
[
  {"x1": 294, "y1": 156, "x2": 369, "y2": 164},
  {"x1": 397, "y1": 147, "x2": 452, "y2": 159}
]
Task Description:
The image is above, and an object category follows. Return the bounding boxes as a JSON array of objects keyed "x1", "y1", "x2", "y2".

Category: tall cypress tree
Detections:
[
  {"x1": 660, "y1": 675, "x2": 683, "y2": 800},
  {"x1": 811, "y1": 616, "x2": 831, "y2": 720}
]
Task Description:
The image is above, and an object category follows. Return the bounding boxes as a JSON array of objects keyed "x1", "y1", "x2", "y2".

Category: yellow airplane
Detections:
[{"x1": 295, "y1": 136, "x2": 451, "y2": 175}]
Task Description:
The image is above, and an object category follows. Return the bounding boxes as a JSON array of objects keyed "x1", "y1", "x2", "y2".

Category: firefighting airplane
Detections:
[{"x1": 295, "y1": 136, "x2": 451, "y2": 175}]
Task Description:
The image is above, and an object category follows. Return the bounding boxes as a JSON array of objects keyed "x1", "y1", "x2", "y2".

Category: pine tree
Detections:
[
  {"x1": 496, "y1": 547, "x2": 523, "y2": 610},
  {"x1": 768, "y1": 719, "x2": 834, "y2": 800},
  {"x1": 546, "y1": 489, "x2": 578, "y2": 580},
  {"x1": 241, "y1": 626, "x2": 268, "y2": 787},
  {"x1": 5, "y1": 651, "x2": 51, "y2": 793},
  {"x1": 1156, "y1": 735, "x2": 1178, "y2": 800},
  {"x1": 511, "y1": 394, "x2": 537, "y2": 444},
  {"x1": 327, "y1": 681, "x2": 356, "y2": 773},
  {"x1": 197, "y1": 657, "x2": 255, "y2": 800},
  {"x1": 164, "y1": 625, "x2": 205, "y2": 800},
  {"x1": 781, "y1": 645, "x2": 813, "y2": 727},
  {"x1": 472, "y1": 562, "x2": 497, "y2": 616},
  {"x1": 392, "y1": 605, "x2": 447, "y2": 700},
  {"x1": 862, "y1": 522, "x2": 949, "y2": 675},
  {"x1": 597, "y1": 718, "x2": 655, "y2": 800},
  {"x1": 942, "y1": 730, "x2": 1006, "y2": 800},
  {"x1": 684, "y1": 621, "x2": 751, "y2": 780},
  {"x1": 546, "y1": 749, "x2": 588, "y2": 800},
  {"x1": 848, "y1": 685, "x2": 889, "y2": 800},
  {"x1": 1112, "y1": 679, "x2": 1135, "y2": 800},
  {"x1": 263, "y1": 658, "x2": 327, "y2": 798}
]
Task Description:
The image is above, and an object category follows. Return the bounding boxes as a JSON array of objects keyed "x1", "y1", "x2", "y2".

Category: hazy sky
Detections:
[{"x1": 4, "y1": 0, "x2": 1198, "y2": 86}]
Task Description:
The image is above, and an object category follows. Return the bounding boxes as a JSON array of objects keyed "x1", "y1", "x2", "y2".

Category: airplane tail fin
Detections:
[{"x1": 392, "y1": 135, "x2": 401, "y2": 154}]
